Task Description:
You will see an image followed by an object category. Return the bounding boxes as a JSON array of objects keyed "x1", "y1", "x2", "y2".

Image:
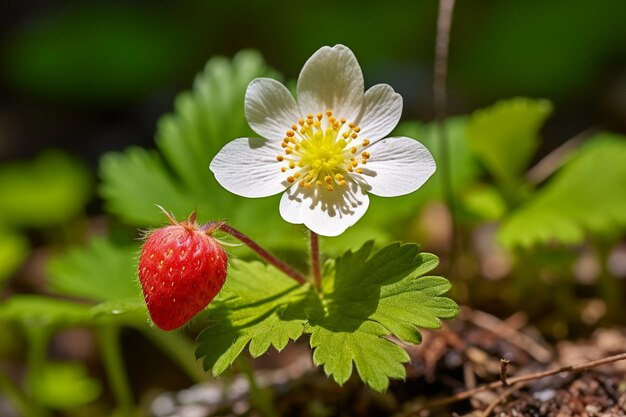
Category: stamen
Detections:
[{"x1": 276, "y1": 109, "x2": 372, "y2": 192}]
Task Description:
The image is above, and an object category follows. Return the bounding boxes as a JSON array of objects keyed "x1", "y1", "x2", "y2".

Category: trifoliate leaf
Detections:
[
  {"x1": 0, "y1": 151, "x2": 91, "y2": 227},
  {"x1": 31, "y1": 362, "x2": 101, "y2": 409},
  {"x1": 195, "y1": 260, "x2": 314, "y2": 376},
  {"x1": 48, "y1": 237, "x2": 141, "y2": 302},
  {"x1": 499, "y1": 133, "x2": 626, "y2": 247},
  {"x1": 308, "y1": 242, "x2": 458, "y2": 391},
  {"x1": 467, "y1": 98, "x2": 552, "y2": 186},
  {"x1": 195, "y1": 243, "x2": 457, "y2": 391}
]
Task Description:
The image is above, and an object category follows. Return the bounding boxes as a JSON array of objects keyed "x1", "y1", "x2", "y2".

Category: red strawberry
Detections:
[{"x1": 138, "y1": 208, "x2": 228, "y2": 331}]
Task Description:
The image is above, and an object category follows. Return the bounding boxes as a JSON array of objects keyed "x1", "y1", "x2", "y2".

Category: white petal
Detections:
[
  {"x1": 297, "y1": 45, "x2": 364, "y2": 123},
  {"x1": 279, "y1": 182, "x2": 370, "y2": 237},
  {"x1": 357, "y1": 84, "x2": 403, "y2": 143},
  {"x1": 245, "y1": 78, "x2": 301, "y2": 141},
  {"x1": 210, "y1": 137, "x2": 287, "y2": 198},
  {"x1": 355, "y1": 137, "x2": 436, "y2": 197}
]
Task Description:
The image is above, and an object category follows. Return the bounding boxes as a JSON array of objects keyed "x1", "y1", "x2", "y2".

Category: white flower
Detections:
[{"x1": 210, "y1": 45, "x2": 436, "y2": 237}]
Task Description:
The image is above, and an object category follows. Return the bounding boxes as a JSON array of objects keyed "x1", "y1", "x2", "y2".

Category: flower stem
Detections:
[
  {"x1": 217, "y1": 223, "x2": 307, "y2": 285},
  {"x1": 309, "y1": 230, "x2": 322, "y2": 289}
]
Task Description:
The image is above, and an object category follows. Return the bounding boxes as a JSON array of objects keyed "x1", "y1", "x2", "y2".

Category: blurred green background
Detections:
[{"x1": 2, "y1": 0, "x2": 626, "y2": 165}]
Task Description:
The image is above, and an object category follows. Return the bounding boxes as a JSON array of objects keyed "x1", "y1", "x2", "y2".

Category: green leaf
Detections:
[
  {"x1": 0, "y1": 151, "x2": 91, "y2": 227},
  {"x1": 48, "y1": 237, "x2": 141, "y2": 302},
  {"x1": 310, "y1": 320, "x2": 409, "y2": 392},
  {"x1": 195, "y1": 260, "x2": 314, "y2": 376},
  {"x1": 499, "y1": 133, "x2": 626, "y2": 247},
  {"x1": 466, "y1": 98, "x2": 552, "y2": 185},
  {"x1": 309, "y1": 242, "x2": 458, "y2": 391},
  {"x1": 31, "y1": 362, "x2": 101, "y2": 409},
  {"x1": 99, "y1": 51, "x2": 299, "y2": 249},
  {"x1": 0, "y1": 230, "x2": 29, "y2": 284}
]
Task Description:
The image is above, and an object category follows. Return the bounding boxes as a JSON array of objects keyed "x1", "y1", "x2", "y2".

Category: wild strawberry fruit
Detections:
[{"x1": 138, "y1": 207, "x2": 227, "y2": 331}]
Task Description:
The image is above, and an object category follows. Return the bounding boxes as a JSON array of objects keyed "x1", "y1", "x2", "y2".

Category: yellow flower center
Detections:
[{"x1": 276, "y1": 110, "x2": 371, "y2": 191}]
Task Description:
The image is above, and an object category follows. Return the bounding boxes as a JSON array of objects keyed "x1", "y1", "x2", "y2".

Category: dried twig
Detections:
[
  {"x1": 399, "y1": 352, "x2": 626, "y2": 416},
  {"x1": 461, "y1": 307, "x2": 553, "y2": 363},
  {"x1": 499, "y1": 358, "x2": 510, "y2": 387}
]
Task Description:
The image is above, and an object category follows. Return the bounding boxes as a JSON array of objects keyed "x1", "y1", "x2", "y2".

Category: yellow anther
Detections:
[
  {"x1": 291, "y1": 124, "x2": 298, "y2": 130},
  {"x1": 299, "y1": 119, "x2": 305, "y2": 125},
  {"x1": 348, "y1": 122, "x2": 355, "y2": 128},
  {"x1": 352, "y1": 160, "x2": 358, "y2": 167},
  {"x1": 326, "y1": 110, "x2": 333, "y2": 117},
  {"x1": 340, "y1": 180, "x2": 347, "y2": 186},
  {"x1": 286, "y1": 130, "x2": 295, "y2": 137},
  {"x1": 354, "y1": 126, "x2": 361, "y2": 133},
  {"x1": 347, "y1": 166, "x2": 353, "y2": 172},
  {"x1": 287, "y1": 176, "x2": 295, "y2": 183},
  {"x1": 289, "y1": 161, "x2": 295, "y2": 169},
  {"x1": 314, "y1": 121, "x2": 321, "y2": 128},
  {"x1": 307, "y1": 114, "x2": 314, "y2": 119},
  {"x1": 316, "y1": 180, "x2": 322, "y2": 187},
  {"x1": 305, "y1": 182, "x2": 312, "y2": 188},
  {"x1": 340, "y1": 117, "x2": 346, "y2": 124},
  {"x1": 300, "y1": 128, "x2": 307, "y2": 134},
  {"x1": 362, "y1": 139, "x2": 370, "y2": 146},
  {"x1": 285, "y1": 148, "x2": 293, "y2": 154},
  {"x1": 342, "y1": 132, "x2": 350, "y2": 139},
  {"x1": 362, "y1": 151, "x2": 370, "y2": 158},
  {"x1": 324, "y1": 175, "x2": 332, "y2": 184},
  {"x1": 356, "y1": 168, "x2": 363, "y2": 174},
  {"x1": 317, "y1": 113, "x2": 323, "y2": 120},
  {"x1": 335, "y1": 173, "x2": 344, "y2": 181},
  {"x1": 294, "y1": 172, "x2": 301, "y2": 179},
  {"x1": 277, "y1": 155, "x2": 284, "y2": 161},
  {"x1": 351, "y1": 133, "x2": 358, "y2": 139},
  {"x1": 299, "y1": 180, "x2": 305, "y2": 187},
  {"x1": 281, "y1": 167, "x2": 287, "y2": 172},
  {"x1": 326, "y1": 184, "x2": 333, "y2": 191},
  {"x1": 351, "y1": 147, "x2": 357, "y2": 154},
  {"x1": 281, "y1": 142, "x2": 288, "y2": 148}
]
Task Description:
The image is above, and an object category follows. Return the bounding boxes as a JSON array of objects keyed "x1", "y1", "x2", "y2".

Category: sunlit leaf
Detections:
[
  {"x1": 0, "y1": 151, "x2": 91, "y2": 227},
  {"x1": 48, "y1": 238, "x2": 140, "y2": 302},
  {"x1": 31, "y1": 362, "x2": 101, "y2": 409},
  {"x1": 0, "y1": 230, "x2": 29, "y2": 284},
  {"x1": 499, "y1": 133, "x2": 626, "y2": 247},
  {"x1": 466, "y1": 98, "x2": 552, "y2": 186},
  {"x1": 196, "y1": 242, "x2": 458, "y2": 392}
]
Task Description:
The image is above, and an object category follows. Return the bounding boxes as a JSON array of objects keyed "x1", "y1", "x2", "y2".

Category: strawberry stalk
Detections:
[{"x1": 213, "y1": 223, "x2": 307, "y2": 285}]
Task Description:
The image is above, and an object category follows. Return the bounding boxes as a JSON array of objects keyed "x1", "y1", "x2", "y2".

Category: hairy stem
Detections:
[
  {"x1": 310, "y1": 230, "x2": 322, "y2": 289},
  {"x1": 434, "y1": 0, "x2": 458, "y2": 260},
  {"x1": 217, "y1": 223, "x2": 307, "y2": 285}
]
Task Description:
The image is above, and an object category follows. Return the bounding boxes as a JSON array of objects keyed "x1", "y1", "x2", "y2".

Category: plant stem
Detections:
[
  {"x1": 25, "y1": 326, "x2": 51, "y2": 417},
  {"x1": 217, "y1": 223, "x2": 307, "y2": 285},
  {"x1": 98, "y1": 325, "x2": 134, "y2": 416},
  {"x1": 434, "y1": 0, "x2": 458, "y2": 261},
  {"x1": 309, "y1": 230, "x2": 322, "y2": 289}
]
